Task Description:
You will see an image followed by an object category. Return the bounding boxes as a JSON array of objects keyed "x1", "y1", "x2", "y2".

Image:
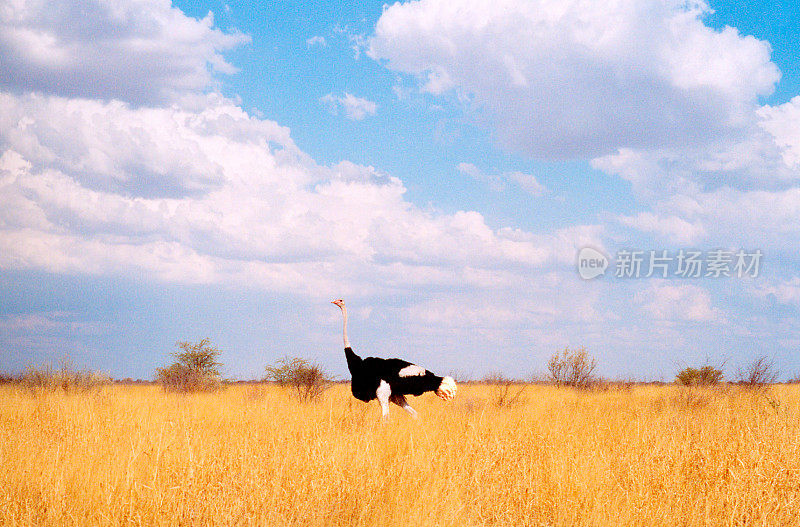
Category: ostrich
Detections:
[{"x1": 332, "y1": 299, "x2": 456, "y2": 420}]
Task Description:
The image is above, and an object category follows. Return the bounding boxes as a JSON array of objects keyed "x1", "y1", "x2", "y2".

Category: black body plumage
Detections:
[{"x1": 344, "y1": 347, "x2": 444, "y2": 402}]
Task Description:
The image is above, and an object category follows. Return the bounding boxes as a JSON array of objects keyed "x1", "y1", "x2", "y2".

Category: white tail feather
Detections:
[{"x1": 435, "y1": 376, "x2": 457, "y2": 401}]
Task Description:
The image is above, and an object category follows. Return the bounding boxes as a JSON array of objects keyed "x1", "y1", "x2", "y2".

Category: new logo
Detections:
[{"x1": 577, "y1": 247, "x2": 608, "y2": 279}]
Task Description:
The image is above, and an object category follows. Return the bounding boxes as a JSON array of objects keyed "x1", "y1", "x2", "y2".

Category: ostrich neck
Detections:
[{"x1": 341, "y1": 306, "x2": 350, "y2": 349}]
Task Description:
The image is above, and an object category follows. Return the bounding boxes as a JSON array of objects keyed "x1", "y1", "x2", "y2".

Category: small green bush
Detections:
[
  {"x1": 156, "y1": 338, "x2": 222, "y2": 392},
  {"x1": 675, "y1": 365, "x2": 723, "y2": 386},
  {"x1": 265, "y1": 357, "x2": 333, "y2": 402}
]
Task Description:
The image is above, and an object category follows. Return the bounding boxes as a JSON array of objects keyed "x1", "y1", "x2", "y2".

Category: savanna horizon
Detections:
[{"x1": 2, "y1": 383, "x2": 799, "y2": 526}]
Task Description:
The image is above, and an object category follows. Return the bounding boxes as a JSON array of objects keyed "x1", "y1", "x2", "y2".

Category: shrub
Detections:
[
  {"x1": 675, "y1": 365, "x2": 723, "y2": 386},
  {"x1": 736, "y1": 356, "x2": 778, "y2": 389},
  {"x1": 548, "y1": 346, "x2": 597, "y2": 389},
  {"x1": 482, "y1": 372, "x2": 526, "y2": 408},
  {"x1": 156, "y1": 338, "x2": 222, "y2": 392},
  {"x1": 21, "y1": 359, "x2": 108, "y2": 393},
  {"x1": 265, "y1": 357, "x2": 333, "y2": 402}
]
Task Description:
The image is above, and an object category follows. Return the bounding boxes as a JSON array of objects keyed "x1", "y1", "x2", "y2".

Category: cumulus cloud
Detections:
[
  {"x1": 368, "y1": 0, "x2": 797, "y2": 262},
  {"x1": 634, "y1": 281, "x2": 723, "y2": 323},
  {"x1": 457, "y1": 163, "x2": 545, "y2": 195},
  {"x1": 0, "y1": 0, "x2": 609, "y2": 352},
  {"x1": 654, "y1": 187, "x2": 800, "y2": 248},
  {"x1": 592, "y1": 119, "x2": 800, "y2": 199},
  {"x1": 751, "y1": 277, "x2": 800, "y2": 306},
  {"x1": 320, "y1": 92, "x2": 377, "y2": 120},
  {"x1": 0, "y1": 0, "x2": 249, "y2": 105},
  {"x1": 617, "y1": 212, "x2": 706, "y2": 245},
  {"x1": 4, "y1": 0, "x2": 794, "y2": 377},
  {"x1": 758, "y1": 96, "x2": 800, "y2": 169},
  {"x1": 595, "y1": 97, "x2": 800, "y2": 252},
  {"x1": 0, "y1": 92, "x2": 252, "y2": 198},
  {"x1": 306, "y1": 35, "x2": 326, "y2": 47},
  {"x1": 369, "y1": 0, "x2": 779, "y2": 158},
  {"x1": 0, "y1": 92, "x2": 599, "y2": 297}
]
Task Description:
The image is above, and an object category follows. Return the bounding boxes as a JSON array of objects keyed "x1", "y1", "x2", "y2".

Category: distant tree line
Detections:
[{"x1": 2, "y1": 339, "x2": 798, "y2": 396}]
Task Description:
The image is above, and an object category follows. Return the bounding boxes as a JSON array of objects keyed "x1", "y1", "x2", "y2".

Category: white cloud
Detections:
[
  {"x1": 683, "y1": 188, "x2": 800, "y2": 248},
  {"x1": 369, "y1": 0, "x2": 779, "y2": 158},
  {"x1": 333, "y1": 24, "x2": 368, "y2": 59},
  {"x1": 0, "y1": 0, "x2": 249, "y2": 105},
  {"x1": 592, "y1": 96, "x2": 800, "y2": 251},
  {"x1": 403, "y1": 279, "x2": 605, "y2": 330},
  {"x1": 758, "y1": 96, "x2": 800, "y2": 168},
  {"x1": 506, "y1": 171, "x2": 546, "y2": 196},
  {"x1": 457, "y1": 162, "x2": 503, "y2": 191},
  {"x1": 320, "y1": 92, "x2": 377, "y2": 120},
  {"x1": 457, "y1": 163, "x2": 545, "y2": 195},
  {"x1": 617, "y1": 212, "x2": 706, "y2": 245},
  {"x1": 306, "y1": 35, "x2": 327, "y2": 47},
  {"x1": 751, "y1": 277, "x2": 800, "y2": 305},
  {"x1": 601, "y1": 162, "x2": 800, "y2": 252},
  {"x1": 608, "y1": 185, "x2": 800, "y2": 259},
  {"x1": 0, "y1": 92, "x2": 252, "y2": 198},
  {"x1": 0, "y1": 311, "x2": 103, "y2": 335},
  {"x1": 3, "y1": 0, "x2": 795, "y2": 377},
  {"x1": 634, "y1": 281, "x2": 723, "y2": 323},
  {"x1": 0, "y1": 92, "x2": 599, "y2": 298},
  {"x1": 591, "y1": 114, "x2": 800, "y2": 199}
]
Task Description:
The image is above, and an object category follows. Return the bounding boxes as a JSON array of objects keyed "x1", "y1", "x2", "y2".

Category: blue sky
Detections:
[{"x1": 1, "y1": 0, "x2": 799, "y2": 381}]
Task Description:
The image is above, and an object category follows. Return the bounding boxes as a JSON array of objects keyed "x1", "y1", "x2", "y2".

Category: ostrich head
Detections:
[{"x1": 331, "y1": 298, "x2": 345, "y2": 308}]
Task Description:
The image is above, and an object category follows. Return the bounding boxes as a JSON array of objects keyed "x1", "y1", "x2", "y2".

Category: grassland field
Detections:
[{"x1": 1, "y1": 383, "x2": 799, "y2": 526}]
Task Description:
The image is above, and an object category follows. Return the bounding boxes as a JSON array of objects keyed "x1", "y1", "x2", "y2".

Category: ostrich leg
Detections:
[
  {"x1": 376, "y1": 380, "x2": 391, "y2": 421},
  {"x1": 390, "y1": 394, "x2": 418, "y2": 419}
]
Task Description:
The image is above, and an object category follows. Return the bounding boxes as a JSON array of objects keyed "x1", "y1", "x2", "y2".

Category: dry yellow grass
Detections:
[{"x1": 1, "y1": 383, "x2": 799, "y2": 526}]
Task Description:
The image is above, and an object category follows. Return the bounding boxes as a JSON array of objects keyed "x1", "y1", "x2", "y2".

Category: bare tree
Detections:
[
  {"x1": 736, "y1": 356, "x2": 779, "y2": 388},
  {"x1": 548, "y1": 347, "x2": 597, "y2": 389},
  {"x1": 482, "y1": 372, "x2": 526, "y2": 408},
  {"x1": 548, "y1": 352, "x2": 567, "y2": 387}
]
